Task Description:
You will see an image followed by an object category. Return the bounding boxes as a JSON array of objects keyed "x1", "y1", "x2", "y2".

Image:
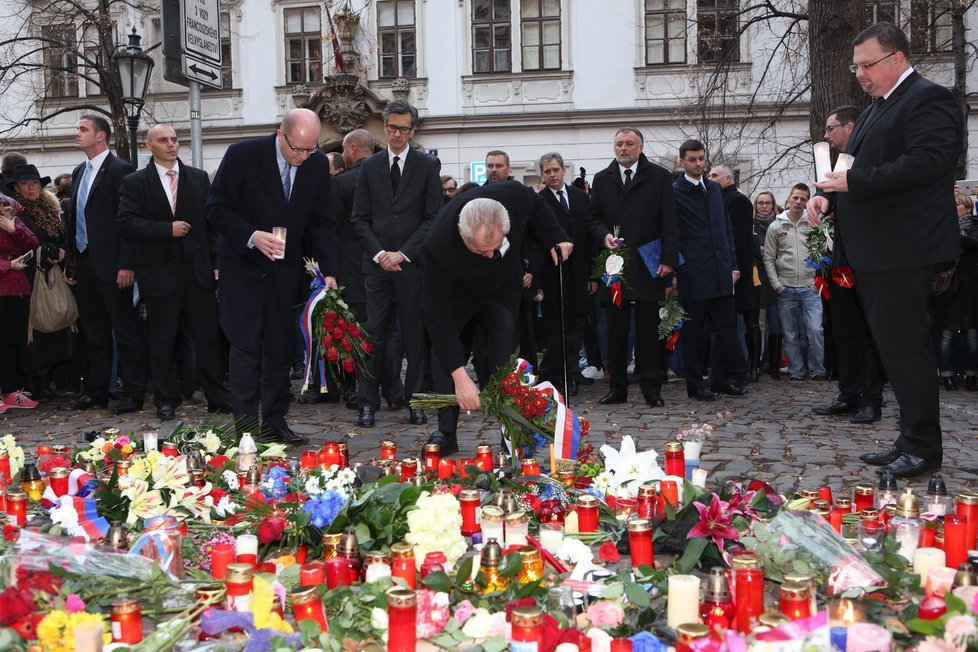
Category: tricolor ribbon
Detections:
[
  {"x1": 611, "y1": 280, "x2": 622, "y2": 307},
  {"x1": 300, "y1": 274, "x2": 329, "y2": 392},
  {"x1": 50, "y1": 495, "x2": 110, "y2": 539},
  {"x1": 40, "y1": 468, "x2": 96, "y2": 507},
  {"x1": 512, "y1": 359, "x2": 581, "y2": 461}
]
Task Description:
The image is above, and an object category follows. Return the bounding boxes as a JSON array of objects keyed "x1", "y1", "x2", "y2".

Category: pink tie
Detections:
[{"x1": 166, "y1": 169, "x2": 178, "y2": 214}]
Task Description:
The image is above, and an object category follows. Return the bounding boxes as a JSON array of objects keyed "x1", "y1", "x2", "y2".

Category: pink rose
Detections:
[
  {"x1": 416, "y1": 590, "x2": 451, "y2": 639},
  {"x1": 65, "y1": 594, "x2": 86, "y2": 613},
  {"x1": 454, "y1": 599, "x2": 475, "y2": 624},
  {"x1": 586, "y1": 601, "x2": 625, "y2": 628},
  {"x1": 488, "y1": 611, "x2": 510, "y2": 639}
]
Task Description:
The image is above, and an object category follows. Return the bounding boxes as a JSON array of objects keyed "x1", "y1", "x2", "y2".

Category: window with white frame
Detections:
[
  {"x1": 645, "y1": 0, "x2": 687, "y2": 65},
  {"x1": 911, "y1": 0, "x2": 953, "y2": 53},
  {"x1": 377, "y1": 0, "x2": 416, "y2": 78},
  {"x1": 42, "y1": 24, "x2": 78, "y2": 98},
  {"x1": 284, "y1": 6, "x2": 323, "y2": 84},
  {"x1": 520, "y1": 0, "x2": 560, "y2": 71},
  {"x1": 472, "y1": 0, "x2": 512, "y2": 73},
  {"x1": 697, "y1": 0, "x2": 739, "y2": 64}
]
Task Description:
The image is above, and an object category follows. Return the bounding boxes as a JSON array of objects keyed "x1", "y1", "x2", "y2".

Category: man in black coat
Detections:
[
  {"x1": 673, "y1": 139, "x2": 748, "y2": 400},
  {"x1": 351, "y1": 100, "x2": 442, "y2": 429},
  {"x1": 60, "y1": 114, "x2": 145, "y2": 414},
  {"x1": 118, "y1": 124, "x2": 230, "y2": 421},
  {"x1": 207, "y1": 108, "x2": 338, "y2": 445},
  {"x1": 809, "y1": 22, "x2": 964, "y2": 477},
  {"x1": 420, "y1": 181, "x2": 572, "y2": 455},
  {"x1": 537, "y1": 152, "x2": 593, "y2": 397},
  {"x1": 588, "y1": 127, "x2": 680, "y2": 407}
]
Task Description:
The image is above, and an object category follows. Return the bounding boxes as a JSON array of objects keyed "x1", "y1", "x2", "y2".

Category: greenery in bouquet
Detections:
[
  {"x1": 657, "y1": 292, "x2": 687, "y2": 350},
  {"x1": 305, "y1": 259, "x2": 373, "y2": 383},
  {"x1": 592, "y1": 226, "x2": 630, "y2": 307},
  {"x1": 805, "y1": 218, "x2": 834, "y2": 275}
]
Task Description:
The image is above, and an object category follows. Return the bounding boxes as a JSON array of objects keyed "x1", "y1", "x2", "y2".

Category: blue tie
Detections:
[
  {"x1": 75, "y1": 161, "x2": 93, "y2": 253},
  {"x1": 281, "y1": 162, "x2": 292, "y2": 202}
]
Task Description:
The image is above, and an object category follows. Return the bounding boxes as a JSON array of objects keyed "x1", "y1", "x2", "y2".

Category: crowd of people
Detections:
[{"x1": 0, "y1": 22, "x2": 970, "y2": 476}]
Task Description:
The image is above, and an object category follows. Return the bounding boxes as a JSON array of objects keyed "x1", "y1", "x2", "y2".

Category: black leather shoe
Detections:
[
  {"x1": 859, "y1": 445, "x2": 902, "y2": 466},
  {"x1": 877, "y1": 452, "x2": 940, "y2": 478},
  {"x1": 942, "y1": 376, "x2": 958, "y2": 391},
  {"x1": 270, "y1": 425, "x2": 309, "y2": 446},
  {"x1": 298, "y1": 391, "x2": 326, "y2": 404},
  {"x1": 813, "y1": 399, "x2": 859, "y2": 416},
  {"x1": 207, "y1": 402, "x2": 233, "y2": 414},
  {"x1": 711, "y1": 383, "x2": 747, "y2": 396},
  {"x1": 568, "y1": 380, "x2": 579, "y2": 397},
  {"x1": 358, "y1": 405, "x2": 375, "y2": 427},
  {"x1": 426, "y1": 430, "x2": 459, "y2": 456},
  {"x1": 598, "y1": 392, "x2": 627, "y2": 405},
  {"x1": 644, "y1": 394, "x2": 665, "y2": 407},
  {"x1": 345, "y1": 398, "x2": 359, "y2": 410},
  {"x1": 58, "y1": 394, "x2": 108, "y2": 411},
  {"x1": 409, "y1": 409, "x2": 427, "y2": 425},
  {"x1": 112, "y1": 397, "x2": 144, "y2": 414},
  {"x1": 850, "y1": 406, "x2": 882, "y2": 424},
  {"x1": 157, "y1": 405, "x2": 176, "y2": 421},
  {"x1": 688, "y1": 387, "x2": 718, "y2": 401}
]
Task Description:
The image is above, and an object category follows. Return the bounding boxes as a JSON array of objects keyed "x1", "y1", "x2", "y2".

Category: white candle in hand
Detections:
[
  {"x1": 833, "y1": 153, "x2": 855, "y2": 173},
  {"x1": 814, "y1": 142, "x2": 832, "y2": 182}
]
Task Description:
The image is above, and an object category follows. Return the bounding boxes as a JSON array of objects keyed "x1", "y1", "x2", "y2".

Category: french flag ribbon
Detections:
[
  {"x1": 50, "y1": 495, "x2": 110, "y2": 539},
  {"x1": 41, "y1": 469, "x2": 96, "y2": 507},
  {"x1": 299, "y1": 277, "x2": 329, "y2": 392},
  {"x1": 529, "y1": 380, "x2": 582, "y2": 461}
]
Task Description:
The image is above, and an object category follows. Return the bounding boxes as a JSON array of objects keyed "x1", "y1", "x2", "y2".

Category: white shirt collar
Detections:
[
  {"x1": 549, "y1": 184, "x2": 567, "y2": 198},
  {"x1": 684, "y1": 173, "x2": 704, "y2": 187},
  {"x1": 388, "y1": 146, "x2": 408, "y2": 168},
  {"x1": 87, "y1": 148, "x2": 111, "y2": 173},
  {"x1": 882, "y1": 66, "x2": 915, "y2": 100},
  {"x1": 154, "y1": 160, "x2": 178, "y2": 179},
  {"x1": 620, "y1": 162, "x2": 637, "y2": 184}
]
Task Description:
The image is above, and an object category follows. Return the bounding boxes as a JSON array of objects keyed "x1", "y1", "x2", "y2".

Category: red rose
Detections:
[
  {"x1": 324, "y1": 310, "x2": 337, "y2": 325},
  {"x1": 337, "y1": 319, "x2": 346, "y2": 329},
  {"x1": 598, "y1": 541, "x2": 620, "y2": 563},
  {"x1": 2, "y1": 523, "x2": 19, "y2": 542},
  {"x1": 326, "y1": 347, "x2": 339, "y2": 362},
  {"x1": 362, "y1": 341, "x2": 373, "y2": 354},
  {"x1": 340, "y1": 338, "x2": 353, "y2": 352},
  {"x1": 323, "y1": 335, "x2": 333, "y2": 347},
  {"x1": 209, "y1": 487, "x2": 227, "y2": 502},
  {"x1": 257, "y1": 516, "x2": 287, "y2": 544},
  {"x1": 348, "y1": 325, "x2": 361, "y2": 338},
  {"x1": 208, "y1": 455, "x2": 231, "y2": 468},
  {"x1": 332, "y1": 327, "x2": 344, "y2": 340},
  {"x1": 0, "y1": 587, "x2": 34, "y2": 627},
  {"x1": 343, "y1": 358, "x2": 355, "y2": 373}
]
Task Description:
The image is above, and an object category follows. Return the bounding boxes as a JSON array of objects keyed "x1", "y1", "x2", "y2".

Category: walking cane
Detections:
[{"x1": 555, "y1": 245, "x2": 570, "y2": 406}]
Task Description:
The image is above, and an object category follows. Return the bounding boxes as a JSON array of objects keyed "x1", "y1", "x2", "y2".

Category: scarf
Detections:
[{"x1": 16, "y1": 191, "x2": 63, "y2": 239}]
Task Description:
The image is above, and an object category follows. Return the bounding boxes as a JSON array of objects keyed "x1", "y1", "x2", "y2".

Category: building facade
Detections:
[{"x1": 1, "y1": 0, "x2": 975, "y2": 202}]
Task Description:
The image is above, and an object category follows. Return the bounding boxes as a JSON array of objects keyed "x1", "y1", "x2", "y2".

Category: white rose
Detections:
[
  {"x1": 202, "y1": 431, "x2": 221, "y2": 454},
  {"x1": 659, "y1": 307, "x2": 669, "y2": 319},
  {"x1": 50, "y1": 496, "x2": 79, "y2": 529},
  {"x1": 557, "y1": 538, "x2": 594, "y2": 565},
  {"x1": 222, "y1": 470, "x2": 240, "y2": 491},
  {"x1": 605, "y1": 253, "x2": 624, "y2": 276},
  {"x1": 461, "y1": 609, "x2": 494, "y2": 639},
  {"x1": 370, "y1": 607, "x2": 389, "y2": 632}
]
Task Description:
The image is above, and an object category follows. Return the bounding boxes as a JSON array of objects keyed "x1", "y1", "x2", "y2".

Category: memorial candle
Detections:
[
  {"x1": 539, "y1": 522, "x2": 564, "y2": 554},
  {"x1": 944, "y1": 513, "x2": 969, "y2": 569},
  {"x1": 459, "y1": 488, "x2": 481, "y2": 536},
  {"x1": 391, "y1": 542, "x2": 418, "y2": 589},
  {"x1": 627, "y1": 518, "x2": 654, "y2": 568},
  {"x1": 926, "y1": 566, "x2": 956, "y2": 598},
  {"x1": 6, "y1": 490, "x2": 26, "y2": 526},
  {"x1": 299, "y1": 562, "x2": 326, "y2": 587},
  {"x1": 511, "y1": 605, "x2": 544, "y2": 650},
  {"x1": 664, "y1": 441, "x2": 685, "y2": 478},
  {"x1": 142, "y1": 431, "x2": 158, "y2": 452},
  {"x1": 734, "y1": 568, "x2": 764, "y2": 633},
  {"x1": 210, "y1": 542, "x2": 235, "y2": 580},
  {"x1": 380, "y1": 440, "x2": 396, "y2": 461},
  {"x1": 521, "y1": 458, "x2": 541, "y2": 476},
  {"x1": 300, "y1": 450, "x2": 317, "y2": 470},
  {"x1": 291, "y1": 586, "x2": 328, "y2": 632},
  {"x1": 667, "y1": 574, "x2": 701, "y2": 629},
  {"x1": 955, "y1": 493, "x2": 978, "y2": 550},
  {"x1": 325, "y1": 557, "x2": 352, "y2": 589},
  {"x1": 224, "y1": 564, "x2": 254, "y2": 612},
  {"x1": 914, "y1": 549, "x2": 947, "y2": 589},
  {"x1": 660, "y1": 480, "x2": 679, "y2": 508},
  {"x1": 48, "y1": 467, "x2": 69, "y2": 497},
  {"x1": 423, "y1": 443, "x2": 440, "y2": 473},
  {"x1": 813, "y1": 142, "x2": 832, "y2": 182},
  {"x1": 576, "y1": 495, "x2": 599, "y2": 533},
  {"x1": 779, "y1": 581, "x2": 812, "y2": 620},
  {"x1": 400, "y1": 458, "x2": 419, "y2": 482},
  {"x1": 319, "y1": 442, "x2": 340, "y2": 469},
  {"x1": 438, "y1": 458, "x2": 456, "y2": 479},
  {"x1": 854, "y1": 484, "x2": 875, "y2": 513},
  {"x1": 475, "y1": 444, "x2": 493, "y2": 471},
  {"x1": 387, "y1": 589, "x2": 417, "y2": 652},
  {"x1": 110, "y1": 598, "x2": 142, "y2": 644},
  {"x1": 235, "y1": 534, "x2": 258, "y2": 566},
  {"x1": 0, "y1": 450, "x2": 11, "y2": 483}
]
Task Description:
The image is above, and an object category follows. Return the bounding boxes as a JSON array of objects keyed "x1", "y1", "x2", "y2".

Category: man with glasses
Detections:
[
  {"x1": 207, "y1": 108, "x2": 338, "y2": 445},
  {"x1": 351, "y1": 100, "x2": 442, "y2": 429},
  {"x1": 807, "y1": 22, "x2": 964, "y2": 478},
  {"x1": 811, "y1": 106, "x2": 886, "y2": 427}
]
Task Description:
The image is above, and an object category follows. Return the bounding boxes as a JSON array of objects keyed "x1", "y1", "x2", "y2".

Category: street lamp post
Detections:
[{"x1": 113, "y1": 27, "x2": 155, "y2": 165}]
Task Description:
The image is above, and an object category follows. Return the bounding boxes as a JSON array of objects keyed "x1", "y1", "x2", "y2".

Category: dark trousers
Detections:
[
  {"x1": 681, "y1": 294, "x2": 746, "y2": 391},
  {"x1": 431, "y1": 300, "x2": 516, "y2": 435},
  {"x1": 606, "y1": 299, "x2": 664, "y2": 399},
  {"x1": 359, "y1": 269, "x2": 424, "y2": 409},
  {"x1": 227, "y1": 284, "x2": 293, "y2": 430},
  {"x1": 73, "y1": 252, "x2": 145, "y2": 402},
  {"x1": 143, "y1": 264, "x2": 228, "y2": 408},
  {"x1": 539, "y1": 296, "x2": 583, "y2": 387},
  {"x1": 856, "y1": 266, "x2": 941, "y2": 464},
  {"x1": 829, "y1": 279, "x2": 884, "y2": 408},
  {"x1": 0, "y1": 296, "x2": 29, "y2": 392}
]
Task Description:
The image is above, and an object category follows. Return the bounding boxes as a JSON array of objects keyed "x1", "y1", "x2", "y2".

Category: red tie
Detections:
[{"x1": 166, "y1": 169, "x2": 178, "y2": 214}]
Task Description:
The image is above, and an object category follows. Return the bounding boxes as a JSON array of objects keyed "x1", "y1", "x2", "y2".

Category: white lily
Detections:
[{"x1": 599, "y1": 435, "x2": 664, "y2": 495}]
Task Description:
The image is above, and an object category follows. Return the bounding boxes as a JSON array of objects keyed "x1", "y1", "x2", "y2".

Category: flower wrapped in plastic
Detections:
[{"x1": 15, "y1": 529, "x2": 163, "y2": 582}]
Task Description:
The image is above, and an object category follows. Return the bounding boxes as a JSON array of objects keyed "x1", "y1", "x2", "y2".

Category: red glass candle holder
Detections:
[
  {"x1": 292, "y1": 586, "x2": 328, "y2": 632},
  {"x1": 437, "y1": 458, "x2": 456, "y2": 479},
  {"x1": 637, "y1": 483, "x2": 657, "y2": 518},
  {"x1": 420, "y1": 551, "x2": 447, "y2": 578},
  {"x1": 380, "y1": 440, "x2": 397, "y2": 461},
  {"x1": 391, "y1": 542, "x2": 418, "y2": 589},
  {"x1": 319, "y1": 442, "x2": 341, "y2": 469},
  {"x1": 387, "y1": 589, "x2": 417, "y2": 652},
  {"x1": 459, "y1": 458, "x2": 479, "y2": 478},
  {"x1": 48, "y1": 467, "x2": 69, "y2": 497},
  {"x1": 734, "y1": 568, "x2": 764, "y2": 633},
  {"x1": 325, "y1": 557, "x2": 352, "y2": 589},
  {"x1": 818, "y1": 485, "x2": 834, "y2": 504},
  {"x1": 955, "y1": 494, "x2": 978, "y2": 551},
  {"x1": 521, "y1": 458, "x2": 541, "y2": 476},
  {"x1": 111, "y1": 598, "x2": 143, "y2": 644},
  {"x1": 627, "y1": 518, "x2": 654, "y2": 568},
  {"x1": 423, "y1": 444, "x2": 440, "y2": 473},
  {"x1": 664, "y1": 441, "x2": 685, "y2": 478},
  {"x1": 660, "y1": 480, "x2": 679, "y2": 508},
  {"x1": 854, "y1": 484, "x2": 875, "y2": 513},
  {"x1": 400, "y1": 458, "x2": 419, "y2": 482},
  {"x1": 610, "y1": 638, "x2": 633, "y2": 651},
  {"x1": 300, "y1": 451, "x2": 317, "y2": 470},
  {"x1": 944, "y1": 513, "x2": 969, "y2": 569},
  {"x1": 577, "y1": 495, "x2": 599, "y2": 533},
  {"x1": 300, "y1": 562, "x2": 326, "y2": 587},
  {"x1": 475, "y1": 445, "x2": 493, "y2": 472},
  {"x1": 6, "y1": 490, "x2": 27, "y2": 527},
  {"x1": 459, "y1": 489, "x2": 481, "y2": 536},
  {"x1": 511, "y1": 606, "x2": 544, "y2": 649},
  {"x1": 779, "y1": 581, "x2": 812, "y2": 620}
]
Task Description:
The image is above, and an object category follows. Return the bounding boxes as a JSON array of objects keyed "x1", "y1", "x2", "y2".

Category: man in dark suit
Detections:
[
  {"x1": 811, "y1": 106, "x2": 886, "y2": 426},
  {"x1": 59, "y1": 114, "x2": 145, "y2": 414},
  {"x1": 207, "y1": 108, "x2": 338, "y2": 445},
  {"x1": 588, "y1": 127, "x2": 680, "y2": 407},
  {"x1": 421, "y1": 182, "x2": 573, "y2": 456},
  {"x1": 808, "y1": 22, "x2": 963, "y2": 477},
  {"x1": 537, "y1": 152, "x2": 593, "y2": 397},
  {"x1": 673, "y1": 139, "x2": 748, "y2": 401},
  {"x1": 118, "y1": 124, "x2": 230, "y2": 421},
  {"x1": 351, "y1": 100, "x2": 442, "y2": 429}
]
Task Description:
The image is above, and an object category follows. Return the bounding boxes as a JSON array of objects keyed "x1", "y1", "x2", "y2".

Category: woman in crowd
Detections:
[
  {"x1": 753, "y1": 191, "x2": 782, "y2": 378},
  {"x1": 4, "y1": 164, "x2": 73, "y2": 400},
  {"x1": 0, "y1": 192, "x2": 40, "y2": 413},
  {"x1": 932, "y1": 192, "x2": 978, "y2": 390}
]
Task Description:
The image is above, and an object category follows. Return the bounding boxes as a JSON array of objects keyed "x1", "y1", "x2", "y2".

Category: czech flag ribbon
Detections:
[
  {"x1": 531, "y1": 381, "x2": 582, "y2": 461},
  {"x1": 300, "y1": 275, "x2": 329, "y2": 392},
  {"x1": 40, "y1": 469, "x2": 96, "y2": 507}
]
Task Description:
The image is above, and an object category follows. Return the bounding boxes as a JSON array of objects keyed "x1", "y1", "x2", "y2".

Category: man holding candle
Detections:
[
  {"x1": 811, "y1": 106, "x2": 886, "y2": 425},
  {"x1": 807, "y1": 22, "x2": 964, "y2": 478},
  {"x1": 207, "y1": 108, "x2": 338, "y2": 445}
]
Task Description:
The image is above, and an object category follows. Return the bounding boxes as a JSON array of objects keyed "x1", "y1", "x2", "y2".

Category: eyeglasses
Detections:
[
  {"x1": 824, "y1": 122, "x2": 850, "y2": 133},
  {"x1": 281, "y1": 131, "x2": 319, "y2": 155},
  {"x1": 849, "y1": 51, "x2": 896, "y2": 74},
  {"x1": 385, "y1": 123, "x2": 414, "y2": 135}
]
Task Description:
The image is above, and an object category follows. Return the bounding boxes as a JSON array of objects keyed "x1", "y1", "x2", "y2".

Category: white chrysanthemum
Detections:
[
  {"x1": 605, "y1": 253, "x2": 624, "y2": 276},
  {"x1": 405, "y1": 492, "x2": 467, "y2": 572},
  {"x1": 336, "y1": 468, "x2": 356, "y2": 486},
  {"x1": 222, "y1": 469, "x2": 240, "y2": 491},
  {"x1": 201, "y1": 431, "x2": 221, "y2": 454},
  {"x1": 591, "y1": 471, "x2": 614, "y2": 494},
  {"x1": 304, "y1": 476, "x2": 323, "y2": 496},
  {"x1": 556, "y1": 537, "x2": 594, "y2": 565},
  {"x1": 216, "y1": 496, "x2": 237, "y2": 517}
]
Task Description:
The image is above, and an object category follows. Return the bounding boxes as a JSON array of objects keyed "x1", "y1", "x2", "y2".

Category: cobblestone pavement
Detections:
[{"x1": 3, "y1": 373, "x2": 977, "y2": 496}]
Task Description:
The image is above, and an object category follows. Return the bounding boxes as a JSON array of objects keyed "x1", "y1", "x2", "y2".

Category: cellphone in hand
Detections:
[{"x1": 19, "y1": 250, "x2": 34, "y2": 263}]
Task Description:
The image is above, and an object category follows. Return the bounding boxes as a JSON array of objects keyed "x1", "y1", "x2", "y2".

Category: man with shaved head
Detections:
[
  {"x1": 207, "y1": 108, "x2": 338, "y2": 444},
  {"x1": 119, "y1": 124, "x2": 229, "y2": 421}
]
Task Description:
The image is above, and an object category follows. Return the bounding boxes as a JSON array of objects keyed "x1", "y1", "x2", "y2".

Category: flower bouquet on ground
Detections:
[
  {"x1": 411, "y1": 353, "x2": 589, "y2": 460},
  {"x1": 592, "y1": 226, "x2": 629, "y2": 307},
  {"x1": 301, "y1": 259, "x2": 373, "y2": 391},
  {"x1": 657, "y1": 292, "x2": 687, "y2": 351}
]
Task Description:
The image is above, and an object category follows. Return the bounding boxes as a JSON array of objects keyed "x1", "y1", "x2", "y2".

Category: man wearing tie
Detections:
[
  {"x1": 351, "y1": 100, "x2": 442, "y2": 429},
  {"x1": 808, "y1": 22, "x2": 964, "y2": 477},
  {"x1": 118, "y1": 125, "x2": 230, "y2": 421},
  {"x1": 207, "y1": 108, "x2": 338, "y2": 444},
  {"x1": 60, "y1": 114, "x2": 145, "y2": 414}
]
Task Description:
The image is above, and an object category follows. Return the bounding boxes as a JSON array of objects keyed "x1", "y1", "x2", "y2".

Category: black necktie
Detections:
[
  {"x1": 623, "y1": 168, "x2": 632, "y2": 188},
  {"x1": 557, "y1": 189, "x2": 569, "y2": 213},
  {"x1": 391, "y1": 156, "x2": 401, "y2": 194}
]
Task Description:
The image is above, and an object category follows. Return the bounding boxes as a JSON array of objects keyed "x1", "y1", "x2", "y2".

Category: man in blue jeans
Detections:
[{"x1": 763, "y1": 183, "x2": 827, "y2": 381}]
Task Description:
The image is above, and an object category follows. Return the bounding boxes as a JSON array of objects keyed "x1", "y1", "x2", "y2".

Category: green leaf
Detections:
[
  {"x1": 908, "y1": 616, "x2": 945, "y2": 636},
  {"x1": 482, "y1": 636, "x2": 509, "y2": 652},
  {"x1": 884, "y1": 553, "x2": 909, "y2": 569},
  {"x1": 398, "y1": 485, "x2": 423, "y2": 507},
  {"x1": 354, "y1": 522, "x2": 372, "y2": 547},
  {"x1": 498, "y1": 552, "x2": 523, "y2": 578},
  {"x1": 421, "y1": 571, "x2": 452, "y2": 593},
  {"x1": 600, "y1": 582, "x2": 624, "y2": 599},
  {"x1": 674, "y1": 537, "x2": 709, "y2": 574},
  {"x1": 624, "y1": 582, "x2": 651, "y2": 607},
  {"x1": 455, "y1": 556, "x2": 474, "y2": 586},
  {"x1": 298, "y1": 619, "x2": 323, "y2": 645}
]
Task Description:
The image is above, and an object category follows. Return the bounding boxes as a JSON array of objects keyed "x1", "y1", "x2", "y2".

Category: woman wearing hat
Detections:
[
  {"x1": 4, "y1": 164, "x2": 73, "y2": 403},
  {"x1": 0, "y1": 180, "x2": 40, "y2": 414}
]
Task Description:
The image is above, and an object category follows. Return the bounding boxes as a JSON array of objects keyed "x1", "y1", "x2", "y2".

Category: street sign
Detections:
[
  {"x1": 181, "y1": 54, "x2": 222, "y2": 88},
  {"x1": 470, "y1": 161, "x2": 487, "y2": 185},
  {"x1": 181, "y1": 0, "x2": 222, "y2": 64}
]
